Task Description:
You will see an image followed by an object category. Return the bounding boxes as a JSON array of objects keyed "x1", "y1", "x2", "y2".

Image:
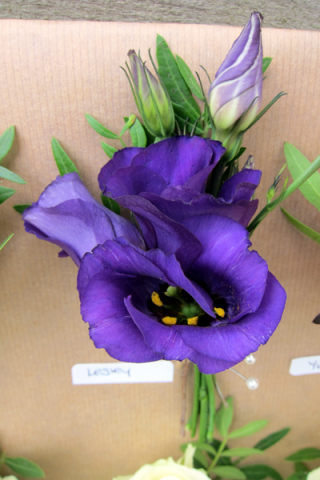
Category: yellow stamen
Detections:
[
  {"x1": 151, "y1": 291, "x2": 163, "y2": 307},
  {"x1": 214, "y1": 307, "x2": 225, "y2": 318},
  {"x1": 187, "y1": 316, "x2": 198, "y2": 326},
  {"x1": 162, "y1": 316, "x2": 177, "y2": 325}
]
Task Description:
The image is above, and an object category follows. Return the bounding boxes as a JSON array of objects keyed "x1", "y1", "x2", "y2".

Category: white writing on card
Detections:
[
  {"x1": 71, "y1": 361, "x2": 174, "y2": 385},
  {"x1": 289, "y1": 355, "x2": 320, "y2": 376}
]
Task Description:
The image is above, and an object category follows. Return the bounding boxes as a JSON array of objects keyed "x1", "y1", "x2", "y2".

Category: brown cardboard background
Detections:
[{"x1": 0, "y1": 20, "x2": 320, "y2": 480}]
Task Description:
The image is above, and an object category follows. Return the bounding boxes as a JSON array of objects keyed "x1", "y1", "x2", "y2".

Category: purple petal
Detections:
[
  {"x1": 98, "y1": 147, "x2": 143, "y2": 192},
  {"x1": 182, "y1": 213, "x2": 268, "y2": 321},
  {"x1": 173, "y1": 272, "x2": 286, "y2": 373},
  {"x1": 218, "y1": 169, "x2": 262, "y2": 203}
]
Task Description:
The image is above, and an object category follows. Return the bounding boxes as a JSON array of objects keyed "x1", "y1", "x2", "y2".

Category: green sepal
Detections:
[
  {"x1": 244, "y1": 92, "x2": 287, "y2": 133},
  {"x1": 240, "y1": 464, "x2": 283, "y2": 480},
  {"x1": 51, "y1": 137, "x2": 79, "y2": 176},
  {"x1": 0, "y1": 233, "x2": 14, "y2": 250},
  {"x1": 119, "y1": 114, "x2": 136, "y2": 138},
  {"x1": 229, "y1": 420, "x2": 268, "y2": 439},
  {"x1": 262, "y1": 57, "x2": 273, "y2": 73},
  {"x1": 5, "y1": 456, "x2": 45, "y2": 478},
  {"x1": 254, "y1": 427, "x2": 290, "y2": 450},
  {"x1": 215, "y1": 396, "x2": 234, "y2": 438},
  {"x1": 124, "y1": 116, "x2": 147, "y2": 147},
  {"x1": 13, "y1": 204, "x2": 31, "y2": 214},
  {"x1": 176, "y1": 55, "x2": 204, "y2": 100},
  {"x1": 286, "y1": 448, "x2": 320, "y2": 462},
  {"x1": 156, "y1": 34, "x2": 202, "y2": 133},
  {"x1": 0, "y1": 186, "x2": 15, "y2": 204},
  {"x1": 101, "y1": 142, "x2": 118, "y2": 159},
  {"x1": 284, "y1": 143, "x2": 320, "y2": 211},
  {"x1": 281, "y1": 208, "x2": 320, "y2": 244},
  {"x1": 0, "y1": 166, "x2": 25, "y2": 184},
  {"x1": 0, "y1": 125, "x2": 15, "y2": 162},
  {"x1": 210, "y1": 466, "x2": 246, "y2": 480},
  {"x1": 85, "y1": 114, "x2": 119, "y2": 139},
  {"x1": 101, "y1": 194, "x2": 121, "y2": 215}
]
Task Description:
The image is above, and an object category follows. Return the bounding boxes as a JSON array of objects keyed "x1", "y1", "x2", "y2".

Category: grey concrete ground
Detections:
[{"x1": 0, "y1": 0, "x2": 319, "y2": 30}]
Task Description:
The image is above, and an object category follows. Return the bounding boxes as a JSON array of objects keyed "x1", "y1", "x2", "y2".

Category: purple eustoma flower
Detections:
[
  {"x1": 78, "y1": 211, "x2": 286, "y2": 374},
  {"x1": 209, "y1": 12, "x2": 263, "y2": 133},
  {"x1": 98, "y1": 136, "x2": 225, "y2": 199},
  {"x1": 23, "y1": 173, "x2": 145, "y2": 266}
]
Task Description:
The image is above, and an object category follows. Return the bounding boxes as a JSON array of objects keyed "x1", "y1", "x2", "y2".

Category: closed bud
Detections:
[
  {"x1": 209, "y1": 12, "x2": 263, "y2": 136},
  {"x1": 127, "y1": 50, "x2": 175, "y2": 138}
]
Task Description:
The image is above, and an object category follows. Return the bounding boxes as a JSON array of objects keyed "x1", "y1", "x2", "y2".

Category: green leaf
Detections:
[
  {"x1": 13, "y1": 204, "x2": 31, "y2": 214},
  {"x1": 85, "y1": 114, "x2": 119, "y2": 139},
  {"x1": 295, "y1": 462, "x2": 309, "y2": 473},
  {"x1": 51, "y1": 137, "x2": 78, "y2": 176},
  {"x1": 284, "y1": 143, "x2": 320, "y2": 211},
  {"x1": 281, "y1": 208, "x2": 320, "y2": 244},
  {"x1": 119, "y1": 114, "x2": 136, "y2": 138},
  {"x1": 240, "y1": 464, "x2": 283, "y2": 480},
  {"x1": 229, "y1": 420, "x2": 268, "y2": 439},
  {"x1": 181, "y1": 441, "x2": 217, "y2": 456},
  {"x1": 286, "y1": 474, "x2": 308, "y2": 480},
  {"x1": 101, "y1": 142, "x2": 118, "y2": 159},
  {"x1": 156, "y1": 35, "x2": 202, "y2": 133},
  {"x1": 5, "y1": 457, "x2": 45, "y2": 478},
  {"x1": 254, "y1": 427, "x2": 290, "y2": 451},
  {"x1": 286, "y1": 448, "x2": 320, "y2": 462},
  {"x1": 0, "y1": 166, "x2": 25, "y2": 184},
  {"x1": 176, "y1": 55, "x2": 204, "y2": 100},
  {"x1": 194, "y1": 449, "x2": 209, "y2": 469},
  {"x1": 0, "y1": 186, "x2": 15, "y2": 204},
  {"x1": 221, "y1": 448, "x2": 263, "y2": 457},
  {"x1": 262, "y1": 57, "x2": 273, "y2": 73},
  {"x1": 124, "y1": 116, "x2": 147, "y2": 147},
  {"x1": 215, "y1": 396, "x2": 234, "y2": 438},
  {"x1": 211, "y1": 466, "x2": 246, "y2": 480},
  {"x1": 101, "y1": 194, "x2": 120, "y2": 215},
  {"x1": 0, "y1": 125, "x2": 15, "y2": 162},
  {"x1": 0, "y1": 233, "x2": 13, "y2": 250}
]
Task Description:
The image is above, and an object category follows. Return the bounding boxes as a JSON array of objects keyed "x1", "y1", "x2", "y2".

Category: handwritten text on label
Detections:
[{"x1": 289, "y1": 355, "x2": 320, "y2": 376}]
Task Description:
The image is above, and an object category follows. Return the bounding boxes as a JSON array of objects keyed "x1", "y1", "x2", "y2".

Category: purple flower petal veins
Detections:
[
  {"x1": 209, "y1": 12, "x2": 263, "y2": 132},
  {"x1": 23, "y1": 173, "x2": 145, "y2": 266}
]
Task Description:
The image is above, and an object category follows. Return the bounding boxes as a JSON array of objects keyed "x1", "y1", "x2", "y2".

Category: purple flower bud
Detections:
[
  {"x1": 209, "y1": 12, "x2": 263, "y2": 133},
  {"x1": 128, "y1": 50, "x2": 175, "y2": 137}
]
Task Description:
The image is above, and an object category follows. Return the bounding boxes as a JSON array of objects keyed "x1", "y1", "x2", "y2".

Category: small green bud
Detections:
[
  {"x1": 267, "y1": 164, "x2": 286, "y2": 203},
  {"x1": 127, "y1": 50, "x2": 175, "y2": 138}
]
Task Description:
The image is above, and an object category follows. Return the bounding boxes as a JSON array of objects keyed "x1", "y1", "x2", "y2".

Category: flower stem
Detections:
[
  {"x1": 190, "y1": 364, "x2": 201, "y2": 437},
  {"x1": 199, "y1": 373, "x2": 209, "y2": 442},
  {"x1": 207, "y1": 437, "x2": 228, "y2": 473},
  {"x1": 205, "y1": 374, "x2": 216, "y2": 441}
]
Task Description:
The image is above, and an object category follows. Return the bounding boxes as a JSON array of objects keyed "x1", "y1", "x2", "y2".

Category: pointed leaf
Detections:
[
  {"x1": 0, "y1": 166, "x2": 25, "y2": 184},
  {"x1": 295, "y1": 462, "x2": 309, "y2": 473},
  {"x1": 229, "y1": 420, "x2": 268, "y2": 439},
  {"x1": 156, "y1": 35, "x2": 202, "y2": 133},
  {"x1": 0, "y1": 233, "x2": 13, "y2": 250},
  {"x1": 254, "y1": 428, "x2": 290, "y2": 451},
  {"x1": 101, "y1": 142, "x2": 118, "y2": 159},
  {"x1": 85, "y1": 114, "x2": 119, "y2": 139},
  {"x1": 13, "y1": 204, "x2": 31, "y2": 214},
  {"x1": 0, "y1": 126, "x2": 15, "y2": 162},
  {"x1": 221, "y1": 448, "x2": 263, "y2": 457},
  {"x1": 244, "y1": 92, "x2": 287, "y2": 132},
  {"x1": 51, "y1": 138, "x2": 78, "y2": 176},
  {"x1": 124, "y1": 116, "x2": 147, "y2": 148},
  {"x1": 241, "y1": 464, "x2": 283, "y2": 480},
  {"x1": 281, "y1": 208, "x2": 320, "y2": 244},
  {"x1": 5, "y1": 457, "x2": 45, "y2": 478},
  {"x1": 286, "y1": 448, "x2": 320, "y2": 462},
  {"x1": 284, "y1": 143, "x2": 320, "y2": 211},
  {"x1": 119, "y1": 114, "x2": 136, "y2": 138},
  {"x1": 180, "y1": 441, "x2": 217, "y2": 456},
  {"x1": 215, "y1": 396, "x2": 234, "y2": 438},
  {"x1": 262, "y1": 57, "x2": 272, "y2": 73},
  {"x1": 101, "y1": 195, "x2": 120, "y2": 215},
  {"x1": 176, "y1": 55, "x2": 204, "y2": 100},
  {"x1": 0, "y1": 186, "x2": 15, "y2": 204},
  {"x1": 211, "y1": 466, "x2": 246, "y2": 480}
]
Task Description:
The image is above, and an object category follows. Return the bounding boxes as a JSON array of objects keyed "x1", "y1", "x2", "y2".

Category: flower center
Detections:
[{"x1": 149, "y1": 285, "x2": 226, "y2": 327}]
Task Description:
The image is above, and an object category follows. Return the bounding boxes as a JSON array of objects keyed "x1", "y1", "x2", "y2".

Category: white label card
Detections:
[
  {"x1": 71, "y1": 361, "x2": 174, "y2": 385},
  {"x1": 289, "y1": 355, "x2": 320, "y2": 376}
]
